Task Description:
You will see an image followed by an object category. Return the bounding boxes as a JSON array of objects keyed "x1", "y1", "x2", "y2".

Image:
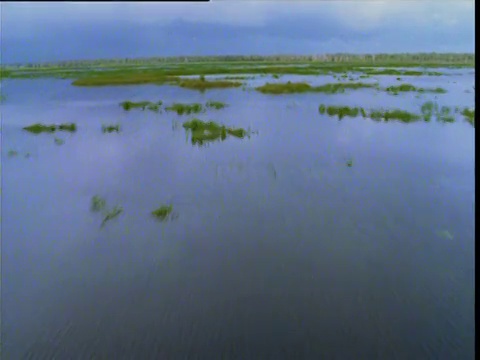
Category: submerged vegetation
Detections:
[
  {"x1": 101, "y1": 206, "x2": 124, "y2": 227},
  {"x1": 91, "y1": 195, "x2": 107, "y2": 212},
  {"x1": 23, "y1": 123, "x2": 77, "y2": 134},
  {"x1": 54, "y1": 137, "x2": 65, "y2": 145},
  {"x1": 151, "y1": 205, "x2": 174, "y2": 221},
  {"x1": 183, "y1": 119, "x2": 248, "y2": 145},
  {"x1": 256, "y1": 81, "x2": 378, "y2": 94},
  {"x1": 102, "y1": 124, "x2": 120, "y2": 133}
]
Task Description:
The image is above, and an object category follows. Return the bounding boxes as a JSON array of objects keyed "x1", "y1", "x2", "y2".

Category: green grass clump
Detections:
[
  {"x1": 120, "y1": 100, "x2": 163, "y2": 111},
  {"x1": 421, "y1": 101, "x2": 437, "y2": 121},
  {"x1": 319, "y1": 105, "x2": 364, "y2": 119},
  {"x1": 369, "y1": 109, "x2": 421, "y2": 123},
  {"x1": 58, "y1": 123, "x2": 77, "y2": 132},
  {"x1": 151, "y1": 205, "x2": 173, "y2": 221},
  {"x1": 23, "y1": 123, "x2": 76, "y2": 134},
  {"x1": 102, "y1": 124, "x2": 120, "y2": 133},
  {"x1": 165, "y1": 103, "x2": 204, "y2": 115},
  {"x1": 91, "y1": 195, "x2": 107, "y2": 212},
  {"x1": 461, "y1": 107, "x2": 475, "y2": 126},
  {"x1": 205, "y1": 101, "x2": 227, "y2": 110},
  {"x1": 256, "y1": 81, "x2": 377, "y2": 94},
  {"x1": 177, "y1": 78, "x2": 242, "y2": 91},
  {"x1": 183, "y1": 119, "x2": 247, "y2": 145},
  {"x1": 386, "y1": 84, "x2": 447, "y2": 94},
  {"x1": 101, "y1": 206, "x2": 123, "y2": 227},
  {"x1": 73, "y1": 74, "x2": 178, "y2": 87},
  {"x1": 346, "y1": 159, "x2": 353, "y2": 167}
]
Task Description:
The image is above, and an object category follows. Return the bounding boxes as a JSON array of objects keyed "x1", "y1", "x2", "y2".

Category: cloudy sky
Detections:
[{"x1": 0, "y1": 0, "x2": 475, "y2": 64}]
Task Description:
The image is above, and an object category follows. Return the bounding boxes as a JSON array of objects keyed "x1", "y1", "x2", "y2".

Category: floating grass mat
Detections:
[
  {"x1": 165, "y1": 103, "x2": 205, "y2": 115},
  {"x1": 91, "y1": 195, "x2": 107, "y2": 212},
  {"x1": 183, "y1": 119, "x2": 247, "y2": 146},
  {"x1": 256, "y1": 81, "x2": 378, "y2": 94},
  {"x1": 386, "y1": 84, "x2": 447, "y2": 94},
  {"x1": 369, "y1": 109, "x2": 422, "y2": 123},
  {"x1": 176, "y1": 77, "x2": 242, "y2": 91},
  {"x1": 319, "y1": 105, "x2": 367, "y2": 119},
  {"x1": 23, "y1": 123, "x2": 77, "y2": 134},
  {"x1": 151, "y1": 204, "x2": 174, "y2": 221},
  {"x1": 205, "y1": 101, "x2": 227, "y2": 110},
  {"x1": 102, "y1": 124, "x2": 120, "y2": 133},
  {"x1": 120, "y1": 100, "x2": 163, "y2": 111}
]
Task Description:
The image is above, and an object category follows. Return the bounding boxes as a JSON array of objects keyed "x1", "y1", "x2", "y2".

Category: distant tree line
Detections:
[{"x1": 2, "y1": 53, "x2": 475, "y2": 69}]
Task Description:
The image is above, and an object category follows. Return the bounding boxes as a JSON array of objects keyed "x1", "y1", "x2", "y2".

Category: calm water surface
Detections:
[{"x1": 1, "y1": 71, "x2": 475, "y2": 359}]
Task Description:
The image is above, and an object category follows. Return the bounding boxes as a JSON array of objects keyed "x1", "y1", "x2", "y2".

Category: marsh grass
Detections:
[
  {"x1": 461, "y1": 107, "x2": 475, "y2": 126},
  {"x1": 205, "y1": 101, "x2": 227, "y2": 110},
  {"x1": 91, "y1": 195, "x2": 107, "y2": 212},
  {"x1": 369, "y1": 109, "x2": 421, "y2": 123},
  {"x1": 102, "y1": 124, "x2": 120, "y2": 133},
  {"x1": 54, "y1": 137, "x2": 65, "y2": 145},
  {"x1": 101, "y1": 206, "x2": 123, "y2": 227},
  {"x1": 363, "y1": 69, "x2": 442, "y2": 76},
  {"x1": 256, "y1": 81, "x2": 377, "y2": 94},
  {"x1": 346, "y1": 159, "x2": 353, "y2": 167},
  {"x1": 151, "y1": 205, "x2": 174, "y2": 221},
  {"x1": 386, "y1": 84, "x2": 447, "y2": 94},
  {"x1": 165, "y1": 103, "x2": 204, "y2": 115},
  {"x1": 319, "y1": 105, "x2": 365, "y2": 119},
  {"x1": 120, "y1": 100, "x2": 163, "y2": 111},
  {"x1": 23, "y1": 123, "x2": 77, "y2": 134},
  {"x1": 183, "y1": 119, "x2": 248, "y2": 145},
  {"x1": 177, "y1": 78, "x2": 242, "y2": 91}
]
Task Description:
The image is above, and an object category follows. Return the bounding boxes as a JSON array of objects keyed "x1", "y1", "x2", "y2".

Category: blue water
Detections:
[{"x1": 1, "y1": 71, "x2": 475, "y2": 359}]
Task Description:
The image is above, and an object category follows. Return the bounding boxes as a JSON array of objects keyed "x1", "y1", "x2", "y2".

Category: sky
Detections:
[{"x1": 0, "y1": 0, "x2": 475, "y2": 64}]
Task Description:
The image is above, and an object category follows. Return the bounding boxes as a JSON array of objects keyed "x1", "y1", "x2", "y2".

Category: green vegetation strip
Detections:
[
  {"x1": 386, "y1": 84, "x2": 447, "y2": 94},
  {"x1": 256, "y1": 81, "x2": 378, "y2": 94},
  {"x1": 319, "y1": 102, "x2": 474, "y2": 125},
  {"x1": 152, "y1": 205, "x2": 174, "y2": 221},
  {"x1": 23, "y1": 123, "x2": 77, "y2": 134},
  {"x1": 183, "y1": 119, "x2": 247, "y2": 145}
]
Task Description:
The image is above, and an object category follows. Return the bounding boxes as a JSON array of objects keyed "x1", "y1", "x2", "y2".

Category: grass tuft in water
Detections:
[
  {"x1": 120, "y1": 100, "x2": 163, "y2": 111},
  {"x1": 101, "y1": 206, "x2": 123, "y2": 227},
  {"x1": 369, "y1": 109, "x2": 421, "y2": 123},
  {"x1": 346, "y1": 159, "x2": 353, "y2": 167},
  {"x1": 91, "y1": 195, "x2": 107, "y2": 212},
  {"x1": 151, "y1": 204, "x2": 173, "y2": 221},
  {"x1": 183, "y1": 119, "x2": 247, "y2": 145},
  {"x1": 102, "y1": 124, "x2": 120, "y2": 133},
  {"x1": 165, "y1": 103, "x2": 204, "y2": 115},
  {"x1": 205, "y1": 101, "x2": 227, "y2": 110},
  {"x1": 461, "y1": 107, "x2": 475, "y2": 126}
]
